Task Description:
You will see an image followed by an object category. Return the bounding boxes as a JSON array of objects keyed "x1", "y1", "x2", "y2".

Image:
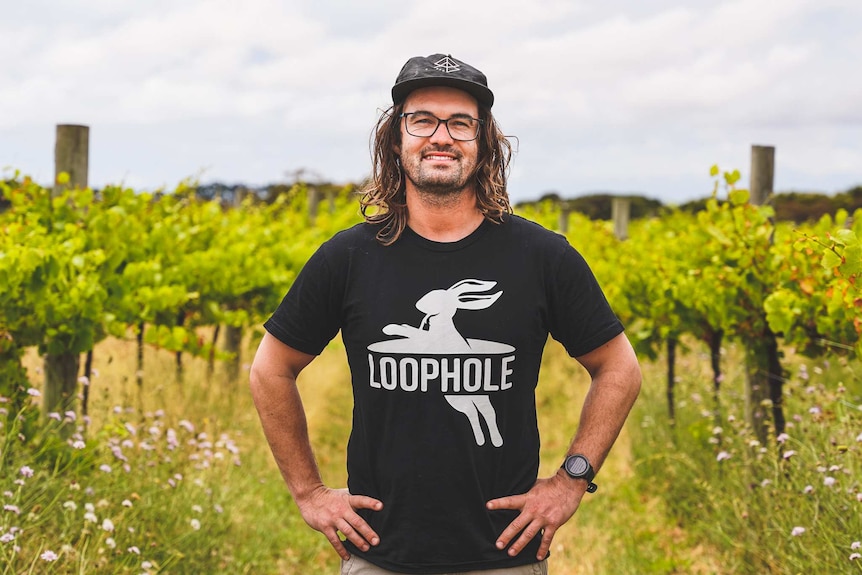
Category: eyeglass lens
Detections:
[{"x1": 403, "y1": 112, "x2": 480, "y2": 141}]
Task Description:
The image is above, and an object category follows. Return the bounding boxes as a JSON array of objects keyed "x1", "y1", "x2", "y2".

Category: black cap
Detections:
[{"x1": 392, "y1": 53, "x2": 494, "y2": 108}]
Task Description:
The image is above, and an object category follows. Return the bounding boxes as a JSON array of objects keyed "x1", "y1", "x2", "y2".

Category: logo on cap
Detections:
[{"x1": 433, "y1": 56, "x2": 460, "y2": 73}]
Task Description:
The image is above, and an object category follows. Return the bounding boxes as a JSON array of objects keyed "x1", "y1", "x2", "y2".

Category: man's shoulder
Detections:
[
  {"x1": 504, "y1": 213, "x2": 556, "y2": 232},
  {"x1": 323, "y1": 222, "x2": 381, "y2": 249},
  {"x1": 500, "y1": 213, "x2": 570, "y2": 247}
]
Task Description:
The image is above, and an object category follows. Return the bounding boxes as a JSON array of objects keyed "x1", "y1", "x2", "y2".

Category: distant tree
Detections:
[
  {"x1": 834, "y1": 185, "x2": 862, "y2": 213},
  {"x1": 261, "y1": 183, "x2": 297, "y2": 203},
  {"x1": 536, "y1": 191, "x2": 562, "y2": 203},
  {"x1": 679, "y1": 185, "x2": 862, "y2": 222},
  {"x1": 567, "y1": 194, "x2": 610, "y2": 219},
  {"x1": 194, "y1": 182, "x2": 252, "y2": 204},
  {"x1": 678, "y1": 198, "x2": 710, "y2": 214},
  {"x1": 564, "y1": 194, "x2": 662, "y2": 220},
  {"x1": 772, "y1": 191, "x2": 836, "y2": 223},
  {"x1": 516, "y1": 193, "x2": 662, "y2": 221}
]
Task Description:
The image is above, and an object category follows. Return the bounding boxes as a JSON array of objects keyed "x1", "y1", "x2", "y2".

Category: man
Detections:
[{"x1": 250, "y1": 53, "x2": 641, "y2": 574}]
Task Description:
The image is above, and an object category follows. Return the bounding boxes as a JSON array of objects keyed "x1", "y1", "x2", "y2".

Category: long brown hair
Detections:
[{"x1": 359, "y1": 101, "x2": 514, "y2": 245}]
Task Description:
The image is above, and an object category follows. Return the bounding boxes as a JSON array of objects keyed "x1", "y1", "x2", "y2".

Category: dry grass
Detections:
[{"x1": 535, "y1": 340, "x2": 730, "y2": 575}]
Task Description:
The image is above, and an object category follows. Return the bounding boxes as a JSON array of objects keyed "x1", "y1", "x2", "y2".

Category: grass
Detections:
[
  {"x1": 533, "y1": 339, "x2": 731, "y2": 575},
  {"x1": 632, "y1": 342, "x2": 862, "y2": 574},
  {"x1": 1, "y1": 333, "x2": 860, "y2": 573}
]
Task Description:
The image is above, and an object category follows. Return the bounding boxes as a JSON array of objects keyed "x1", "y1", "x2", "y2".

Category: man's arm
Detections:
[
  {"x1": 249, "y1": 332, "x2": 383, "y2": 560},
  {"x1": 486, "y1": 332, "x2": 642, "y2": 560}
]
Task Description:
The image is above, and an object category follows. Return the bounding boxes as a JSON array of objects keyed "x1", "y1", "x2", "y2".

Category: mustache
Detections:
[{"x1": 421, "y1": 145, "x2": 461, "y2": 158}]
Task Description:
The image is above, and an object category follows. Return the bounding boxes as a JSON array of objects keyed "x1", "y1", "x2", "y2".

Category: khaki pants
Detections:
[{"x1": 341, "y1": 554, "x2": 548, "y2": 575}]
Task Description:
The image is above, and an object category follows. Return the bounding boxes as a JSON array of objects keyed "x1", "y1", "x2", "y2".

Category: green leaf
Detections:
[
  {"x1": 724, "y1": 170, "x2": 741, "y2": 186},
  {"x1": 841, "y1": 243, "x2": 862, "y2": 276},
  {"x1": 834, "y1": 229, "x2": 857, "y2": 246},
  {"x1": 764, "y1": 291, "x2": 796, "y2": 334},
  {"x1": 729, "y1": 189, "x2": 750, "y2": 206},
  {"x1": 705, "y1": 226, "x2": 732, "y2": 246},
  {"x1": 821, "y1": 249, "x2": 842, "y2": 270}
]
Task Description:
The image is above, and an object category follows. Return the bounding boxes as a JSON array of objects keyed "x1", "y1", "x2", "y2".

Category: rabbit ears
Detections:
[{"x1": 447, "y1": 279, "x2": 503, "y2": 310}]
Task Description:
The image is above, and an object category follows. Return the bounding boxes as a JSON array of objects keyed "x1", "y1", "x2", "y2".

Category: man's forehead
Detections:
[{"x1": 402, "y1": 86, "x2": 479, "y2": 113}]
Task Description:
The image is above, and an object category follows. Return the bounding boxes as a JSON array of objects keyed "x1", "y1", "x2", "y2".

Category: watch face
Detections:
[{"x1": 565, "y1": 456, "x2": 588, "y2": 476}]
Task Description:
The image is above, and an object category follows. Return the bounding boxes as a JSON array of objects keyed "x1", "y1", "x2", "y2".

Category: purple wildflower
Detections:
[{"x1": 40, "y1": 550, "x2": 58, "y2": 561}]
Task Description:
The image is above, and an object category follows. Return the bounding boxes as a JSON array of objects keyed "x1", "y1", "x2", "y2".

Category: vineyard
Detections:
[
  {"x1": 1, "y1": 170, "x2": 861, "y2": 573},
  {"x1": 524, "y1": 168, "x2": 861, "y2": 441}
]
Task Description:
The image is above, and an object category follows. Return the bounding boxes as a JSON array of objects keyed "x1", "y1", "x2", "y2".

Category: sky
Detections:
[{"x1": 1, "y1": 0, "x2": 860, "y2": 205}]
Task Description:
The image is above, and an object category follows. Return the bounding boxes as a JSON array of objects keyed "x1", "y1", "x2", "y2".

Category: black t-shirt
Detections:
[{"x1": 264, "y1": 214, "x2": 623, "y2": 574}]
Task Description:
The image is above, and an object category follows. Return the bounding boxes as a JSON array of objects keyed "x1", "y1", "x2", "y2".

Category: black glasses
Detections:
[{"x1": 399, "y1": 112, "x2": 484, "y2": 141}]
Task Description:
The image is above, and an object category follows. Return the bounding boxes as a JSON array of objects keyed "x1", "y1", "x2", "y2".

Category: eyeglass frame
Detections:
[{"x1": 398, "y1": 112, "x2": 485, "y2": 142}]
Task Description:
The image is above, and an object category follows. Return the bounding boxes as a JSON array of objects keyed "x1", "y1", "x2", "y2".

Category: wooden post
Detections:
[
  {"x1": 44, "y1": 124, "x2": 90, "y2": 425},
  {"x1": 612, "y1": 197, "x2": 630, "y2": 240},
  {"x1": 749, "y1": 145, "x2": 774, "y2": 206},
  {"x1": 558, "y1": 206, "x2": 570, "y2": 234},
  {"x1": 308, "y1": 187, "x2": 321, "y2": 222},
  {"x1": 232, "y1": 187, "x2": 253, "y2": 208},
  {"x1": 326, "y1": 188, "x2": 337, "y2": 214},
  {"x1": 42, "y1": 353, "x2": 80, "y2": 418},
  {"x1": 746, "y1": 144, "x2": 784, "y2": 441},
  {"x1": 54, "y1": 124, "x2": 89, "y2": 196}
]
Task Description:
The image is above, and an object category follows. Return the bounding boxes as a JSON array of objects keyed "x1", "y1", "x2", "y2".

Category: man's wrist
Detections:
[
  {"x1": 560, "y1": 453, "x2": 598, "y2": 493},
  {"x1": 290, "y1": 480, "x2": 326, "y2": 504}
]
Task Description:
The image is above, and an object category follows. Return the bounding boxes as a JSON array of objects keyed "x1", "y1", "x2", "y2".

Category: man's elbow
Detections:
[
  {"x1": 628, "y1": 362, "x2": 643, "y2": 401},
  {"x1": 248, "y1": 358, "x2": 271, "y2": 405}
]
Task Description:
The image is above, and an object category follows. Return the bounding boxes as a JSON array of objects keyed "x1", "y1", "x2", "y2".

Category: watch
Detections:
[{"x1": 561, "y1": 454, "x2": 598, "y2": 493}]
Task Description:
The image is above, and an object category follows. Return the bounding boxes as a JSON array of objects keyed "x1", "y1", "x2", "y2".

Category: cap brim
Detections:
[{"x1": 392, "y1": 77, "x2": 494, "y2": 108}]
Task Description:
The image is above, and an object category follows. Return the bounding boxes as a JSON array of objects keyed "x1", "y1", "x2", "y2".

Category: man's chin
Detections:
[
  {"x1": 408, "y1": 171, "x2": 468, "y2": 196},
  {"x1": 414, "y1": 181, "x2": 467, "y2": 197}
]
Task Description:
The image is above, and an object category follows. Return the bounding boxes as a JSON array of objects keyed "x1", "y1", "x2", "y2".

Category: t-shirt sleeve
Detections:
[
  {"x1": 263, "y1": 244, "x2": 343, "y2": 356},
  {"x1": 546, "y1": 241, "x2": 624, "y2": 358}
]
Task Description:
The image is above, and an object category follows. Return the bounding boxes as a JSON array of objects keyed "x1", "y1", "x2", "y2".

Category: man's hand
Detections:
[
  {"x1": 486, "y1": 472, "x2": 584, "y2": 560},
  {"x1": 296, "y1": 486, "x2": 384, "y2": 560}
]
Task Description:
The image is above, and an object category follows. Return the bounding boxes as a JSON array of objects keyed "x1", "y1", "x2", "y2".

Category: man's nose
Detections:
[{"x1": 428, "y1": 120, "x2": 455, "y2": 144}]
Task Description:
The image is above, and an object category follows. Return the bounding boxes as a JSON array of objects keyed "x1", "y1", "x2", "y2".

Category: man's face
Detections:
[{"x1": 397, "y1": 86, "x2": 480, "y2": 199}]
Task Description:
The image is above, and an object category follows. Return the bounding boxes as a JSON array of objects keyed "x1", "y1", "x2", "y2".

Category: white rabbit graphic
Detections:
[
  {"x1": 381, "y1": 279, "x2": 502, "y2": 353},
  {"x1": 369, "y1": 279, "x2": 513, "y2": 447}
]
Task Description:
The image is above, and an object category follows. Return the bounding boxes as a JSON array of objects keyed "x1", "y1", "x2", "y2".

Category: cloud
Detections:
[{"x1": 1, "y1": 0, "x2": 860, "y2": 202}]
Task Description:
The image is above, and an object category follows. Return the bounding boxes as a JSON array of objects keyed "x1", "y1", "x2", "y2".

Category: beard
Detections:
[{"x1": 400, "y1": 145, "x2": 477, "y2": 199}]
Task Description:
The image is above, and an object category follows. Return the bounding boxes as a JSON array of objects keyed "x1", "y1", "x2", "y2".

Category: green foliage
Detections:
[
  {"x1": 514, "y1": 174, "x2": 862, "y2": 363},
  {"x1": 0, "y1": 175, "x2": 363, "y2": 414},
  {"x1": 766, "y1": 210, "x2": 862, "y2": 356}
]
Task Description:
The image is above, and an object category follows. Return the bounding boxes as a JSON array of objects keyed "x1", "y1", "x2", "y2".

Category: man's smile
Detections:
[{"x1": 422, "y1": 148, "x2": 460, "y2": 163}]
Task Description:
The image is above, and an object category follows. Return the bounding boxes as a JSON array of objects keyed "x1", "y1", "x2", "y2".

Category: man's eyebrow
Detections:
[{"x1": 405, "y1": 109, "x2": 477, "y2": 119}]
